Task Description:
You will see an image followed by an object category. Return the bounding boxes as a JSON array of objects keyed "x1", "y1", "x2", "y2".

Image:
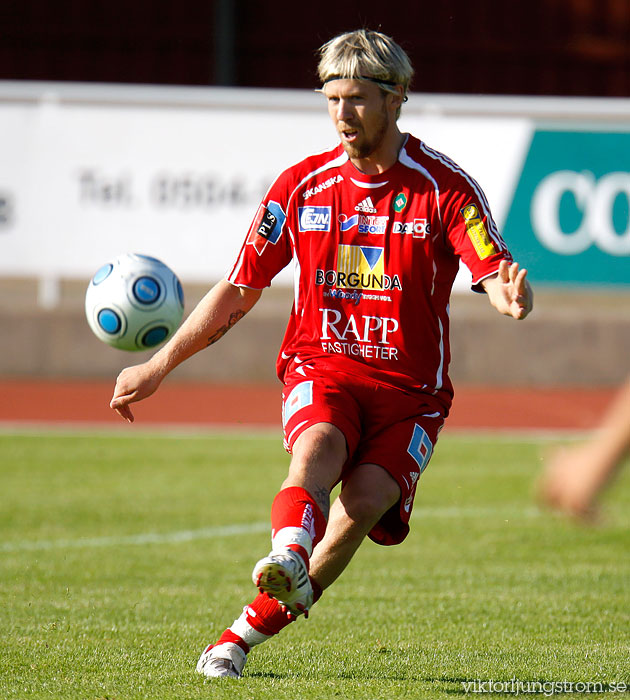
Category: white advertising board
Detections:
[{"x1": 0, "y1": 82, "x2": 583, "y2": 292}]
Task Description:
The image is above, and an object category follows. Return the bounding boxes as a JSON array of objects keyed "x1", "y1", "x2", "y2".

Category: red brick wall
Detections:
[{"x1": 1, "y1": 0, "x2": 628, "y2": 96}]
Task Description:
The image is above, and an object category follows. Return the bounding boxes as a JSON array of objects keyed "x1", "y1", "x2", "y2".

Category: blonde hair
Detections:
[{"x1": 317, "y1": 29, "x2": 414, "y2": 100}]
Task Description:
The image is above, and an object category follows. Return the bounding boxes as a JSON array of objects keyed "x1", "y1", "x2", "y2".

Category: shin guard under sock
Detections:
[{"x1": 270, "y1": 486, "x2": 327, "y2": 566}]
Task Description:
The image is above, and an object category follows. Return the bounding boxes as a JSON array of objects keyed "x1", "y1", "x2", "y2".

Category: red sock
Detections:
[
  {"x1": 241, "y1": 582, "x2": 325, "y2": 638},
  {"x1": 270, "y1": 486, "x2": 327, "y2": 566},
  {"x1": 246, "y1": 592, "x2": 295, "y2": 635},
  {"x1": 214, "y1": 583, "x2": 325, "y2": 653},
  {"x1": 212, "y1": 594, "x2": 293, "y2": 653}
]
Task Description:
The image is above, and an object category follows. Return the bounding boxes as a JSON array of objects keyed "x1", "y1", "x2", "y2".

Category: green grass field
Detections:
[{"x1": 1, "y1": 428, "x2": 628, "y2": 699}]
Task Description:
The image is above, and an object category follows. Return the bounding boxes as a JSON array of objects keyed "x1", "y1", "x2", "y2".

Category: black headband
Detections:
[
  {"x1": 322, "y1": 74, "x2": 399, "y2": 88},
  {"x1": 321, "y1": 74, "x2": 408, "y2": 102}
]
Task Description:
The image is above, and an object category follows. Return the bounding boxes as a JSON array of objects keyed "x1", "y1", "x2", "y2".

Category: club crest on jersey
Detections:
[
  {"x1": 393, "y1": 192, "x2": 408, "y2": 212},
  {"x1": 314, "y1": 244, "x2": 402, "y2": 292},
  {"x1": 460, "y1": 204, "x2": 496, "y2": 260},
  {"x1": 247, "y1": 201, "x2": 286, "y2": 255},
  {"x1": 355, "y1": 196, "x2": 377, "y2": 213},
  {"x1": 299, "y1": 206, "x2": 331, "y2": 232}
]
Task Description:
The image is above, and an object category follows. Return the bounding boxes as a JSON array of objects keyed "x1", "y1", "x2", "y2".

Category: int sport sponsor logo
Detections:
[
  {"x1": 392, "y1": 218, "x2": 431, "y2": 238},
  {"x1": 298, "y1": 206, "x2": 332, "y2": 232},
  {"x1": 303, "y1": 175, "x2": 344, "y2": 200},
  {"x1": 339, "y1": 213, "x2": 389, "y2": 234},
  {"x1": 315, "y1": 244, "x2": 402, "y2": 292}
]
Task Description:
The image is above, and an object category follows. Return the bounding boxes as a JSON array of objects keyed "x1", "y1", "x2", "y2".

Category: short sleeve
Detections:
[
  {"x1": 441, "y1": 177, "x2": 512, "y2": 292},
  {"x1": 226, "y1": 173, "x2": 293, "y2": 289}
]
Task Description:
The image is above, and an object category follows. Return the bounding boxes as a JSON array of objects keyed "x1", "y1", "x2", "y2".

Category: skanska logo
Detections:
[{"x1": 303, "y1": 175, "x2": 344, "y2": 200}]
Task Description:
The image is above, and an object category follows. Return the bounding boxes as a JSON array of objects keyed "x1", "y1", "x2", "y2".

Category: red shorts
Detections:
[{"x1": 281, "y1": 363, "x2": 445, "y2": 546}]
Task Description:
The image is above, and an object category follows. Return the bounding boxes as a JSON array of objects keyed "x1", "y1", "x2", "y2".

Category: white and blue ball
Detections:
[{"x1": 85, "y1": 253, "x2": 184, "y2": 351}]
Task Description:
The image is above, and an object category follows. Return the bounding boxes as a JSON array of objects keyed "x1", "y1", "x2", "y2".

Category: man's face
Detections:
[{"x1": 323, "y1": 79, "x2": 393, "y2": 160}]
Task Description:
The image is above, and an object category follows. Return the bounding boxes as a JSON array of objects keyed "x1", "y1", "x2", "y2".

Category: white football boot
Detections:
[
  {"x1": 196, "y1": 642, "x2": 247, "y2": 679},
  {"x1": 252, "y1": 548, "x2": 313, "y2": 617}
]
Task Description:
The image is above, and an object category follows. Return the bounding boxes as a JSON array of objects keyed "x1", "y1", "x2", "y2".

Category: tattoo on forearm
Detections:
[
  {"x1": 206, "y1": 309, "x2": 246, "y2": 347},
  {"x1": 313, "y1": 485, "x2": 330, "y2": 520}
]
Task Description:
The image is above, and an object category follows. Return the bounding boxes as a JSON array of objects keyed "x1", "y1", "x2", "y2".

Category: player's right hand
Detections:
[{"x1": 110, "y1": 362, "x2": 163, "y2": 423}]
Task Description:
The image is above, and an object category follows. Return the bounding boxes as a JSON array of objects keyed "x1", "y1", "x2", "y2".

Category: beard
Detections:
[{"x1": 339, "y1": 103, "x2": 389, "y2": 160}]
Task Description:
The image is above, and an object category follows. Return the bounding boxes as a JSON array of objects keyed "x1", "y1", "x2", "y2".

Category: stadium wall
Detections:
[{"x1": 2, "y1": 280, "x2": 629, "y2": 386}]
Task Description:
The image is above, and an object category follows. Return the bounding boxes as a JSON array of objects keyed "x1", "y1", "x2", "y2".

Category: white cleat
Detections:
[
  {"x1": 252, "y1": 549, "x2": 313, "y2": 618},
  {"x1": 196, "y1": 642, "x2": 247, "y2": 679}
]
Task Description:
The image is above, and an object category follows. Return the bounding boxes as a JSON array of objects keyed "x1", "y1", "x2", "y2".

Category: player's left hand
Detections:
[{"x1": 483, "y1": 260, "x2": 533, "y2": 320}]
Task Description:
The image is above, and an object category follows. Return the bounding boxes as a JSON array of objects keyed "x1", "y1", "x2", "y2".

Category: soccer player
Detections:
[{"x1": 110, "y1": 29, "x2": 533, "y2": 678}]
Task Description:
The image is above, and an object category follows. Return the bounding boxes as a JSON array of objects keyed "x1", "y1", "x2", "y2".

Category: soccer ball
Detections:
[{"x1": 85, "y1": 253, "x2": 185, "y2": 351}]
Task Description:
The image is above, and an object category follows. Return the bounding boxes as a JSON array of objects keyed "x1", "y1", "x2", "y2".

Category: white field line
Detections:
[
  {"x1": 0, "y1": 506, "x2": 544, "y2": 554},
  {"x1": 0, "y1": 421, "x2": 588, "y2": 442},
  {"x1": 0, "y1": 521, "x2": 271, "y2": 553},
  {"x1": 413, "y1": 505, "x2": 543, "y2": 519},
  {"x1": 0, "y1": 421, "x2": 278, "y2": 439}
]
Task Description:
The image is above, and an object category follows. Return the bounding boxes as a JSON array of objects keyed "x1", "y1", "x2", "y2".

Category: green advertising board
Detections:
[{"x1": 503, "y1": 130, "x2": 630, "y2": 286}]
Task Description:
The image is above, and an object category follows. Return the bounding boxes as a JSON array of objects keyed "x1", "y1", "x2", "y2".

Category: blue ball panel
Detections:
[
  {"x1": 142, "y1": 326, "x2": 169, "y2": 347},
  {"x1": 92, "y1": 263, "x2": 113, "y2": 285},
  {"x1": 97, "y1": 308, "x2": 122, "y2": 334},
  {"x1": 133, "y1": 276, "x2": 161, "y2": 304},
  {"x1": 176, "y1": 279, "x2": 184, "y2": 307}
]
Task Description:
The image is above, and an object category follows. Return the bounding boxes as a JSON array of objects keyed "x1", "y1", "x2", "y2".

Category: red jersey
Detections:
[{"x1": 227, "y1": 134, "x2": 511, "y2": 413}]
